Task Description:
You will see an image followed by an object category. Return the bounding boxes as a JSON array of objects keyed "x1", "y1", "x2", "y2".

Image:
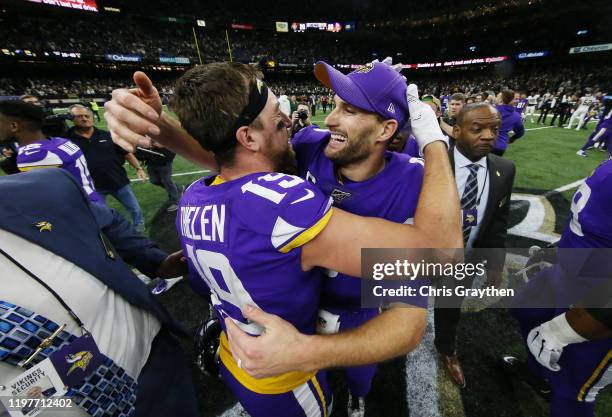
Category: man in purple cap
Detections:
[
  {"x1": 287, "y1": 58, "x2": 427, "y2": 414},
  {"x1": 102, "y1": 64, "x2": 458, "y2": 417}
]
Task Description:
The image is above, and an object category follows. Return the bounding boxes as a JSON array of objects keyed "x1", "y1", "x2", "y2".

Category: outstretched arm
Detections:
[{"x1": 104, "y1": 71, "x2": 217, "y2": 170}]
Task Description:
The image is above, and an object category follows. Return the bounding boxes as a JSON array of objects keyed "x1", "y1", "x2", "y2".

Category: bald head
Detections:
[{"x1": 453, "y1": 103, "x2": 501, "y2": 161}]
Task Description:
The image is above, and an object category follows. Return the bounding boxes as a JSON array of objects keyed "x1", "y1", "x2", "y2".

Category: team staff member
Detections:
[
  {"x1": 0, "y1": 169, "x2": 197, "y2": 417},
  {"x1": 434, "y1": 103, "x2": 516, "y2": 388},
  {"x1": 66, "y1": 104, "x2": 146, "y2": 232}
]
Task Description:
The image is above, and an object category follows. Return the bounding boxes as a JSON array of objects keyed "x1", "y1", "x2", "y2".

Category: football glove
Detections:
[
  {"x1": 527, "y1": 312, "x2": 588, "y2": 371},
  {"x1": 405, "y1": 83, "x2": 448, "y2": 155}
]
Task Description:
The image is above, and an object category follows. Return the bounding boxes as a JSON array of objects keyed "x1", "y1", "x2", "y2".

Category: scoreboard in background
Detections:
[
  {"x1": 25, "y1": 0, "x2": 98, "y2": 12},
  {"x1": 276, "y1": 21, "x2": 356, "y2": 33}
]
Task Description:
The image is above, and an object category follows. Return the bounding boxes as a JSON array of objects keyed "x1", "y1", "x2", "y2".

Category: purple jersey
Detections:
[
  {"x1": 178, "y1": 172, "x2": 333, "y2": 336},
  {"x1": 514, "y1": 98, "x2": 528, "y2": 113},
  {"x1": 16, "y1": 137, "x2": 103, "y2": 204},
  {"x1": 401, "y1": 135, "x2": 420, "y2": 157},
  {"x1": 559, "y1": 159, "x2": 612, "y2": 249},
  {"x1": 495, "y1": 104, "x2": 525, "y2": 150},
  {"x1": 292, "y1": 126, "x2": 426, "y2": 309},
  {"x1": 514, "y1": 160, "x2": 612, "y2": 408},
  {"x1": 595, "y1": 109, "x2": 612, "y2": 131}
]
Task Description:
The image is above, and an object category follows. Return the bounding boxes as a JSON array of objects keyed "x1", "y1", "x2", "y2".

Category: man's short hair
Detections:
[
  {"x1": 456, "y1": 102, "x2": 499, "y2": 126},
  {"x1": 68, "y1": 104, "x2": 93, "y2": 115},
  {"x1": 0, "y1": 100, "x2": 45, "y2": 130},
  {"x1": 500, "y1": 89, "x2": 515, "y2": 105},
  {"x1": 450, "y1": 93, "x2": 465, "y2": 103},
  {"x1": 172, "y1": 62, "x2": 263, "y2": 167}
]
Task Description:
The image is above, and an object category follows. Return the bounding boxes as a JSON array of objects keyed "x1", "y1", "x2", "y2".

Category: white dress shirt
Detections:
[
  {"x1": 0, "y1": 229, "x2": 161, "y2": 417},
  {"x1": 454, "y1": 146, "x2": 490, "y2": 249}
]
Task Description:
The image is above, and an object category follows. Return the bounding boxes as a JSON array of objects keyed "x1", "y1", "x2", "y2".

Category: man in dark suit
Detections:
[
  {"x1": 0, "y1": 169, "x2": 199, "y2": 417},
  {"x1": 435, "y1": 102, "x2": 516, "y2": 388}
]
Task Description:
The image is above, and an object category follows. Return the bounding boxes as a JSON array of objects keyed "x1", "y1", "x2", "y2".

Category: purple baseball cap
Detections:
[{"x1": 314, "y1": 60, "x2": 409, "y2": 129}]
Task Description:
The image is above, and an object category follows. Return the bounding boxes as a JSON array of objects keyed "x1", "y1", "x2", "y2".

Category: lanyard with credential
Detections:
[
  {"x1": 475, "y1": 166, "x2": 489, "y2": 207},
  {"x1": 0, "y1": 246, "x2": 89, "y2": 367}
]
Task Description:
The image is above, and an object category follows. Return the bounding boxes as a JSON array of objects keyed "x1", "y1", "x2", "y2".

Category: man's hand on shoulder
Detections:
[{"x1": 225, "y1": 305, "x2": 312, "y2": 378}]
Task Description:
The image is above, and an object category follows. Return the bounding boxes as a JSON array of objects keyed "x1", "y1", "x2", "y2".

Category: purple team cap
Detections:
[{"x1": 314, "y1": 60, "x2": 409, "y2": 128}]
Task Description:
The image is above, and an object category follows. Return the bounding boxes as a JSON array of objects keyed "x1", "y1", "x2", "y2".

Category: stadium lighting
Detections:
[
  {"x1": 577, "y1": 29, "x2": 588, "y2": 35},
  {"x1": 197, "y1": 19, "x2": 206, "y2": 27},
  {"x1": 469, "y1": 46, "x2": 477, "y2": 52}
]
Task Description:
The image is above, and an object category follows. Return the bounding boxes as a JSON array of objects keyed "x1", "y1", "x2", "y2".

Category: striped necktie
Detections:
[{"x1": 461, "y1": 164, "x2": 480, "y2": 246}]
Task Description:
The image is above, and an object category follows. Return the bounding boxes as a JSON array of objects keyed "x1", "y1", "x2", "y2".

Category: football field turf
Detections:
[{"x1": 5, "y1": 107, "x2": 608, "y2": 416}]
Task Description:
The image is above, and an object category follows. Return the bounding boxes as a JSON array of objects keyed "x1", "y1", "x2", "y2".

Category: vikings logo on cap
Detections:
[
  {"x1": 354, "y1": 63, "x2": 375, "y2": 74},
  {"x1": 313, "y1": 60, "x2": 409, "y2": 130}
]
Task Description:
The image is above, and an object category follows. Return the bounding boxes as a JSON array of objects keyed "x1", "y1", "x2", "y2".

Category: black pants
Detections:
[
  {"x1": 491, "y1": 148, "x2": 505, "y2": 157},
  {"x1": 147, "y1": 162, "x2": 180, "y2": 204},
  {"x1": 434, "y1": 274, "x2": 475, "y2": 355},
  {"x1": 551, "y1": 105, "x2": 570, "y2": 127},
  {"x1": 537, "y1": 107, "x2": 551, "y2": 124}
]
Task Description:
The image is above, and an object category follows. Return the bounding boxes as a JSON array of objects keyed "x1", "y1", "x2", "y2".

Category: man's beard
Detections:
[
  {"x1": 271, "y1": 144, "x2": 298, "y2": 175},
  {"x1": 324, "y1": 134, "x2": 371, "y2": 167}
]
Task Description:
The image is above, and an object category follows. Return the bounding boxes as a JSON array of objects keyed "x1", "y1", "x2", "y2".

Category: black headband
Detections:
[{"x1": 210, "y1": 79, "x2": 269, "y2": 153}]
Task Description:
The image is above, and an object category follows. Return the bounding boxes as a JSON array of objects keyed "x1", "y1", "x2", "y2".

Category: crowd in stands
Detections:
[
  {"x1": 1, "y1": 63, "x2": 608, "y2": 102},
  {"x1": 2, "y1": 0, "x2": 608, "y2": 66}
]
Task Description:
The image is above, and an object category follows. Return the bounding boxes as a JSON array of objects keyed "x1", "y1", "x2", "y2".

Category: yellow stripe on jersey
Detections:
[
  {"x1": 279, "y1": 208, "x2": 333, "y2": 253},
  {"x1": 310, "y1": 375, "x2": 328, "y2": 417},
  {"x1": 19, "y1": 164, "x2": 62, "y2": 172},
  {"x1": 210, "y1": 175, "x2": 227, "y2": 186},
  {"x1": 578, "y1": 350, "x2": 612, "y2": 402},
  {"x1": 219, "y1": 332, "x2": 317, "y2": 394}
]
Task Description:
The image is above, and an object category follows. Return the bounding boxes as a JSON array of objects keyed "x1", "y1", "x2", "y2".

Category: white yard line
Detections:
[
  {"x1": 130, "y1": 169, "x2": 210, "y2": 182},
  {"x1": 405, "y1": 304, "x2": 443, "y2": 417},
  {"x1": 550, "y1": 178, "x2": 585, "y2": 194},
  {"x1": 525, "y1": 126, "x2": 554, "y2": 131}
]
